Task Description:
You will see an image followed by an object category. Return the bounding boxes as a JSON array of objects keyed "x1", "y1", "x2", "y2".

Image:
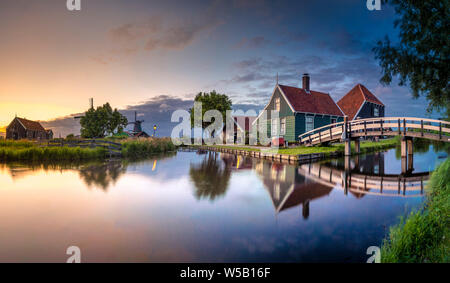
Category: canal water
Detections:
[{"x1": 0, "y1": 145, "x2": 447, "y2": 262}]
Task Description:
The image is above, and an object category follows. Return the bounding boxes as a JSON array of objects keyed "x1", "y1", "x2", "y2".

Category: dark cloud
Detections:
[
  {"x1": 235, "y1": 36, "x2": 271, "y2": 49},
  {"x1": 41, "y1": 95, "x2": 264, "y2": 138}
]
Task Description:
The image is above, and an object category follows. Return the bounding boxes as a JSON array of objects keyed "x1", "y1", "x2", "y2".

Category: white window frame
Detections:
[
  {"x1": 305, "y1": 116, "x2": 314, "y2": 132},
  {"x1": 275, "y1": 97, "x2": 280, "y2": 111},
  {"x1": 280, "y1": 118, "x2": 286, "y2": 135},
  {"x1": 374, "y1": 107, "x2": 379, "y2": 117},
  {"x1": 271, "y1": 119, "x2": 278, "y2": 137}
]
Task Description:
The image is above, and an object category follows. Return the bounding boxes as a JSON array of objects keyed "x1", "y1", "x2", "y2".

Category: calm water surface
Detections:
[{"x1": 0, "y1": 145, "x2": 447, "y2": 262}]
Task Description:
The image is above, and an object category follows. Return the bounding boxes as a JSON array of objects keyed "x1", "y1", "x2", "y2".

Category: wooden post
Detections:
[
  {"x1": 403, "y1": 119, "x2": 406, "y2": 135},
  {"x1": 344, "y1": 116, "x2": 351, "y2": 156},
  {"x1": 407, "y1": 138, "x2": 413, "y2": 156},
  {"x1": 345, "y1": 139, "x2": 351, "y2": 156},
  {"x1": 439, "y1": 122, "x2": 442, "y2": 139},
  {"x1": 398, "y1": 119, "x2": 401, "y2": 134},
  {"x1": 401, "y1": 137, "x2": 407, "y2": 157},
  {"x1": 364, "y1": 121, "x2": 367, "y2": 135},
  {"x1": 401, "y1": 156, "x2": 407, "y2": 174},
  {"x1": 421, "y1": 120, "x2": 424, "y2": 137},
  {"x1": 354, "y1": 139, "x2": 360, "y2": 154}
]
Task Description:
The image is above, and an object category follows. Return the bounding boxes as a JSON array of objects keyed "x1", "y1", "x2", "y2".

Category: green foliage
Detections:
[
  {"x1": 121, "y1": 138, "x2": 176, "y2": 159},
  {"x1": 381, "y1": 158, "x2": 450, "y2": 263},
  {"x1": 373, "y1": 0, "x2": 450, "y2": 117},
  {"x1": 80, "y1": 103, "x2": 128, "y2": 138},
  {"x1": 189, "y1": 91, "x2": 232, "y2": 129},
  {"x1": 0, "y1": 146, "x2": 108, "y2": 162},
  {"x1": 0, "y1": 139, "x2": 35, "y2": 148}
]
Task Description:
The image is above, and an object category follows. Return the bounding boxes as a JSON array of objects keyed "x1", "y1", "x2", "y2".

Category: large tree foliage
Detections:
[
  {"x1": 373, "y1": 0, "x2": 449, "y2": 117},
  {"x1": 189, "y1": 90, "x2": 232, "y2": 129},
  {"x1": 80, "y1": 103, "x2": 128, "y2": 138}
]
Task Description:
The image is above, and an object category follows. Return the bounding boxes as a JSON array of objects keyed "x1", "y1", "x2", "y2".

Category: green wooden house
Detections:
[{"x1": 252, "y1": 74, "x2": 344, "y2": 143}]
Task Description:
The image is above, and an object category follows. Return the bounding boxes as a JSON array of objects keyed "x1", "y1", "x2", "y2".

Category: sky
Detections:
[{"x1": 0, "y1": 0, "x2": 442, "y2": 137}]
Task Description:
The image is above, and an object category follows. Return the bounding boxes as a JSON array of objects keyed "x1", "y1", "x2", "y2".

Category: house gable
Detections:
[{"x1": 337, "y1": 84, "x2": 384, "y2": 120}]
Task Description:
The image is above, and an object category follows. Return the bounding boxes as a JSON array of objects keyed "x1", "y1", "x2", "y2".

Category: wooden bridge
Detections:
[
  {"x1": 44, "y1": 139, "x2": 122, "y2": 157},
  {"x1": 298, "y1": 162, "x2": 429, "y2": 198},
  {"x1": 299, "y1": 117, "x2": 450, "y2": 156}
]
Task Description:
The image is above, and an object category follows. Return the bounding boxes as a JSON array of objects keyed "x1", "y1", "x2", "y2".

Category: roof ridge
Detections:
[{"x1": 357, "y1": 83, "x2": 367, "y2": 102}]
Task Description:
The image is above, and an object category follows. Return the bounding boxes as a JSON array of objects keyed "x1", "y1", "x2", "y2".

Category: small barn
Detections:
[
  {"x1": 6, "y1": 117, "x2": 50, "y2": 140},
  {"x1": 337, "y1": 84, "x2": 385, "y2": 120}
]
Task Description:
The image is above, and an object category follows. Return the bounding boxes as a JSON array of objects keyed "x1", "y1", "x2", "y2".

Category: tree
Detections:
[
  {"x1": 189, "y1": 90, "x2": 232, "y2": 130},
  {"x1": 373, "y1": 0, "x2": 449, "y2": 117},
  {"x1": 80, "y1": 103, "x2": 128, "y2": 138}
]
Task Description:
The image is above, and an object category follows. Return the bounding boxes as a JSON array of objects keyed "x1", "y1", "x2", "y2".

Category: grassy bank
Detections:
[
  {"x1": 381, "y1": 158, "x2": 450, "y2": 263},
  {"x1": 210, "y1": 137, "x2": 399, "y2": 156},
  {"x1": 121, "y1": 137, "x2": 176, "y2": 159},
  {"x1": 0, "y1": 137, "x2": 176, "y2": 162},
  {"x1": 0, "y1": 146, "x2": 109, "y2": 162}
]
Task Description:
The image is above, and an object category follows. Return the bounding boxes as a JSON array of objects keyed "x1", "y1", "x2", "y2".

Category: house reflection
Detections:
[{"x1": 254, "y1": 160, "x2": 332, "y2": 219}]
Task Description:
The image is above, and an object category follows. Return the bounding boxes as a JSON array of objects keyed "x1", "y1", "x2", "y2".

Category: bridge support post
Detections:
[
  {"x1": 354, "y1": 139, "x2": 360, "y2": 154},
  {"x1": 407, "y1": 138, "x2": 413, "y2": 156},
  {"x1": 401, "y1": 157, "x2": 408, "y2": 175},
  {"x1": 401, "y1": 136, "x2": 413, "y2": 158},
  {"x1": 401, "y1": 137, "x2": 408, "y2": 157},
  {"x1": 345, "y1": 139, "x2": 351, "y2": 156}
]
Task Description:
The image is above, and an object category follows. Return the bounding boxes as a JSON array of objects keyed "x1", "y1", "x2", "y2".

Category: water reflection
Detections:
[
  {"x1": 0, "y1": 146, "x2": 445, "y2": 262},
  {"x1": 190, "y1": 149, "x2": 433, "y2": 218},
  {"x1": 78, "y1": 161, "x2": 127, "y2": 191},
  {"x1": 189, "y1": 152, "x2": 231, "y2": 201}
]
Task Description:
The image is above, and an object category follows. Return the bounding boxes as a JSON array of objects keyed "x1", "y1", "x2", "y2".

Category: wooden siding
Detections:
[
  {"x1": 355, "y1": 102, "x2": 385, "y2": 120},
  {"x1": 295, "y1": 113, "x2": 343, "y2": 141}
]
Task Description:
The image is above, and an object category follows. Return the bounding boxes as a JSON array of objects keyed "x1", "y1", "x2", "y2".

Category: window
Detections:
[
  {"x1": 275, "y1": 97, "x2": 280, "y2": 111},
  {"x1": 374, "y1": 107, "x2": 379, "y2": 117},
  {"x1": 280, "y1": 118, "x2": 286, "y2": 135},
  {"x1": 271, "y1": 119, "x2": 278, "y2": 136},
  {"x1": 305, "y1": 116, "x2": 314, "y2": 132}
]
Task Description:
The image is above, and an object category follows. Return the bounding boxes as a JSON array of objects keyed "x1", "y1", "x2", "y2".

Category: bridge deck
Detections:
[{"x1": 299, "y1": 117, "x2": 450, "y2": 146}]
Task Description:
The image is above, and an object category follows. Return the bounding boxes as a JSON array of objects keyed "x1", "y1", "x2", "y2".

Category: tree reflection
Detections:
[
  {"x1": 78, "y1": 161, "x2": 127, "y2": 191},
  {"x1": 189, "y1": 152, "x2": 231, "y2": 201}
]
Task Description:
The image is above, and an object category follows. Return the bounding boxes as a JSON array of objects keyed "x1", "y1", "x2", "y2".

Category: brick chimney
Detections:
[{"x1": 302, "y1": 73, "x2": 310, "y2": 92}]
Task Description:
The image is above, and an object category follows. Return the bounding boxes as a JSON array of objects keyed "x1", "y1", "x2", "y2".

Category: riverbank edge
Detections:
[
  {"x1": 0, "y1": 138, "x2": 176, "y2": 162},
  {"x1": 185, "y1": 138, "x2": 399, "y2": 163},
  {"x1": 381, "y1": 158, "x2": 450, "y2": 263}
]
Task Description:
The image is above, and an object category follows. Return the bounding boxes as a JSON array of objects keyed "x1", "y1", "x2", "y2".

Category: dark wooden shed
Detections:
[{"x1": 6, "y1": 117, "x2": 49, "y2": 140}]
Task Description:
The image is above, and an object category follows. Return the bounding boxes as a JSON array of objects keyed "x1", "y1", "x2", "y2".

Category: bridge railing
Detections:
[
  {"x1": 299, "y1": 117, "x2": 450, "y2": 145},
  {"x1": 298, "y1": 121, "x2": 345, "y2": 145}
]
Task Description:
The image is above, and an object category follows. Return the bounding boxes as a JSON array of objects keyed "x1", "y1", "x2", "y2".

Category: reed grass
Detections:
[
  {"x1": 0, "y1": 146, "x2": 108, "y2": 162},
  {"x1": 381, "y1": 158, "x2": 450, "y2": 263},
  {"x1": 121, "y1": 137, "x2": 176, "y2": 159}
]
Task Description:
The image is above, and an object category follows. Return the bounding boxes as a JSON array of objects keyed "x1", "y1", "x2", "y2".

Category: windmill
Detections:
[
  {"x1": 127, "y1": 111, "x2": 149, "y2": 137},
  {"x1": 128, "y1": 111, "x2": 144, "y2": 133},
  {"x1": 74, "y1": 98, "x2": 94, "y2": 119}
]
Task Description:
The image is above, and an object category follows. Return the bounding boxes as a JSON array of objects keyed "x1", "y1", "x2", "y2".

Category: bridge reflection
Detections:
[{"x1": 219, "y1": 151, "x2": 427, "y2": 218}]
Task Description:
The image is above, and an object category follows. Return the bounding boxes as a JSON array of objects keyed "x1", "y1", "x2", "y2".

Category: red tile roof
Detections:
[
  {"x1": 16, "y1": 118, "x2": 46, "y2": 131},
  {"x1": 278, "y1": 85, "x2": 344, "y2": 116},
  {"x1": 337, "y1": 84, "x2": 384, "y2": 120}
]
